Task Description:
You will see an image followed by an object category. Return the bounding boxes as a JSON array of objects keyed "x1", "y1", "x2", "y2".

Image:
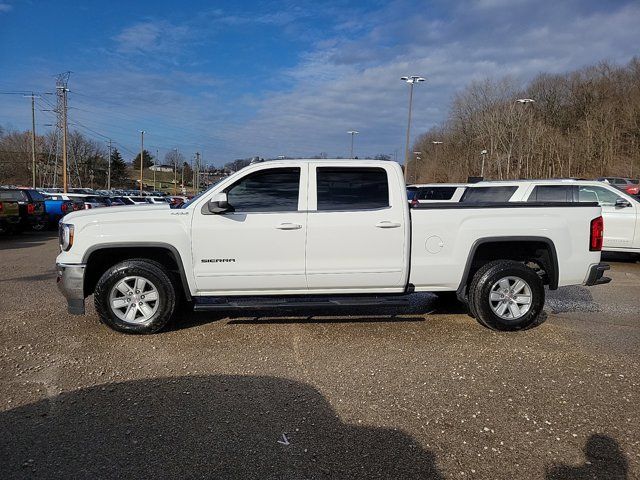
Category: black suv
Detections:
[{"x1": 0, "y1": 188, "x2": 48, "y2": 231}]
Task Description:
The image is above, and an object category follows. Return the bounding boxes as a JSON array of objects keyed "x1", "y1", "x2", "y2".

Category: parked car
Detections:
[
  {"x1": 597, "y1": 177, "x2": 640, "y2": 197},
  {"x1": 0, "y1": 188, "x2": 47, "y2": 231},
  {"x1": 124, "y1": 196, "x2": 152, "y2": 205},
  {"x1": 462, "y1": 179, "x2": 640, "y2": 255},
  {"x1": 56, "y1": 159, "x2": 608, "y2": 334},
  {"x1": 148, "y1": 196, "x2": 172, "y2": 205},
  {"x1": 42, "y1": 194, "x2": 75, "y2": 228},
  {"x1": 168, "y1": 196, "x2": 188, "y2": 207},
  {"x1": 0, "y1": 198, "x2": 20, "y2": 233},
  {"x1": 407, "y1": 183, "x2": 467, "y2": 206}
]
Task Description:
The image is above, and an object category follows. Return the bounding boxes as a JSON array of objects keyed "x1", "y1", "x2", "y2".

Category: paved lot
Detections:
[{"x1": 0, "y1": 231, "x2": 638, "y2": 479}]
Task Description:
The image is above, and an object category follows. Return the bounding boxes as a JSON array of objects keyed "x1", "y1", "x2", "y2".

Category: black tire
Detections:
[
  {"x1": 469, "y1": 260, "x2": 545, "y2": 331},
  {"x1": 94, "y1": 259, "x2": 176, "y2": 334}
]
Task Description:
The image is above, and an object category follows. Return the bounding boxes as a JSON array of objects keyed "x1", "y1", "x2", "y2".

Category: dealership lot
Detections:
[{"x1": 0, "y1": 231, "x2": 638, "y2": 479}]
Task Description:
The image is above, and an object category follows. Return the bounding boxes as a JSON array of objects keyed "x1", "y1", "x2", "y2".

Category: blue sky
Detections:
[{"x1": 1, "y1": 0, "x2": 639, "y2": 166}]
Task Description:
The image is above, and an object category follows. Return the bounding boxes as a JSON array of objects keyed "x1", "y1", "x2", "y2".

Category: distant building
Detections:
[{"x1": 150, "y1": 164, "x2": 174, "y2": 172}]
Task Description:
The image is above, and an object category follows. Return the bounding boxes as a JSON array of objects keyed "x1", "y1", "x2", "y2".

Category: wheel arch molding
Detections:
[
  {"x1": 82, "y1": 242, "x2": 192, "y2": 301},
  {"x1": 456, "y1": 236, "x2": 559, "y2": 299}
]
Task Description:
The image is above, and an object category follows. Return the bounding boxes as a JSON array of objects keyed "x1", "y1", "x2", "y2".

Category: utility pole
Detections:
[
  {"x1": 23, "y1": 93, "x2": 40, "y2": 188},
  {"x1": 106, "y1": 139, "x2": 112, "y2": 190},
  {"x1": 154, "y1": 149, "x2": 158, "y2": 191},
  {"x1": 173, "y1": 148, "x2": 178, "y2": 196},
  {"x1": 400, "y1": 75, "x2": 425, "y2": 182},
  {"x1": 57, "y1": 84, "x2": 70, "y2": 193},
  {"x1": 139, "y1": 130, "x2": 145, "y2": 193},
  {"x1": 195, "y1": 152, "x2": 201, "y2": 192}
]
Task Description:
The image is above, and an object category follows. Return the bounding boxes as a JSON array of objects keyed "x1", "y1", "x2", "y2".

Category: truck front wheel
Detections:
[
  {"x1": 94, "y1": 259, "x2": 176, "y2": 334},
  {"x1": 469, "y1": 260, "x2": 545, "y2": 331}
]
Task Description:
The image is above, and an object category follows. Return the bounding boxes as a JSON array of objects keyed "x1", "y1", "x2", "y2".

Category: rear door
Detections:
[{"x1": 305, "y1": 163, "x2": 409, "y2": 291}]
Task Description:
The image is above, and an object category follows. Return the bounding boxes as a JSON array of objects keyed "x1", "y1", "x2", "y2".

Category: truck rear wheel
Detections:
[
  {"x1": 469, "y1": 260, "x2": 544, "y2": 331},
  {"x1": 94, "y1": 259, "x2": 176, "y2": 334}
]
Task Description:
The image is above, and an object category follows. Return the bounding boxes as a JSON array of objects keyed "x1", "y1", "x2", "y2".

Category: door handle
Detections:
[
  {"x1": 276, "y1": 222, "x2": 302, "y2": 230},
  {"x1": 376, "y1": 221, "x2": 402, "y2": 228}
]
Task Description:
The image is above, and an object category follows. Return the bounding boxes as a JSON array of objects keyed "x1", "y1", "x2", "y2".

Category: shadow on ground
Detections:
[
  {"x1": 0, "y1": 375, "x2": 444, "y2": 479},
  {"x1": 546, "y1": 434, "x2": 629, "y2": 480},
  {"x1": 0, "y1": 230, "x2": 57, "y2": 251}
]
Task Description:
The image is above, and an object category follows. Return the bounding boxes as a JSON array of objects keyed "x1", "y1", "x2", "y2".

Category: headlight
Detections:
[{"x1": 59, "y1": 223, "x2": 75, "y2": 251}]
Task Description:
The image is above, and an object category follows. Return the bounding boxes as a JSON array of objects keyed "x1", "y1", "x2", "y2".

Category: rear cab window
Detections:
[
  {"x1": 0, "y1": 190, "x2": 27, "y2": 202},
  {"x1": 316, "y1": 167, "x2": 389, "y2": 210},
  {"x1": 460, "y1": 186, "x2": 518, "y2": 203},
  {"x1": 416, "y1": 186, "x2": 457, "y2": 201},
  {"x1": 526, "y1": 185, "x2": 574, "y2": 202}
]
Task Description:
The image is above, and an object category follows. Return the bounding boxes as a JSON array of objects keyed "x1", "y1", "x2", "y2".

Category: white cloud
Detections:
[
  {"x1": 114, "y1": 20, "x2": 191, "y2": 54},
  {"x1": 0, "y1": 2, "x2": 12, "y2": 13}
]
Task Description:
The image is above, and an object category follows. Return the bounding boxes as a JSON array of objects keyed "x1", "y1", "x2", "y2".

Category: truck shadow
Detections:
[
  {"x1": 0, "y1": 375, "x2": 444, "y2": 480},
  {"x1": 546, "y1": 434, "x2": 629, "y2": 480}
]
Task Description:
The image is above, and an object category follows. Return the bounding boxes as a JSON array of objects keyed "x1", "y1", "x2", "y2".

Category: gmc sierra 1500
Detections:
[{"x1": 56, "y1": 160, "x2": 610, "y2": 334}]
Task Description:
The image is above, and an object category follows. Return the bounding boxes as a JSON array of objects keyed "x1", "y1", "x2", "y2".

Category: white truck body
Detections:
[{"x1": 56, "y1": 160, "x2": 609, "y2": 333}]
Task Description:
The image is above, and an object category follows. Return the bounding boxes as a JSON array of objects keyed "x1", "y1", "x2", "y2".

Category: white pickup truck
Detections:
[{"x1": 56, "y1": 160, "x2": 610, "y2": 334}]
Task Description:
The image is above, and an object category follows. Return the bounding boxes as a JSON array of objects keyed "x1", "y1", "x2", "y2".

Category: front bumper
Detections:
[
  {"x1": 56, "y1": 263, "x2": 86, "y2": 314},
  {"x1": 584, "y1": 263, "x2": 611, "y2": 286}
]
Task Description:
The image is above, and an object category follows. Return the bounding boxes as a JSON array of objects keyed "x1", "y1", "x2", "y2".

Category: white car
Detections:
[
  {"x1": 407, "y1": 183, "x2": 467, "y2": 205},
  {"x1": 147, "y1": 196, "x2": 171, "y2": 205},
  {"x1": 55, "y1": 160, "x2": 608, "y2": 334},
  {"x1": 461, "y1": 179, "x2": 640, "y2": 255}
]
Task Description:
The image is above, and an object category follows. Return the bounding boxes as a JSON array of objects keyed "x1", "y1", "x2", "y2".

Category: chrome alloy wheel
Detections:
[
  {"x1": 488, "y1": 276, "x2": 532, "y2": 320},
  {"x1": 109, "y1": 276, "x2": 159, "y2": 324}
]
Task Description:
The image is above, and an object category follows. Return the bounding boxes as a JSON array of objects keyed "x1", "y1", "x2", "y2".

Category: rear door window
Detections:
[
  {"x1": 316, "y1": 167, "x2": 389, "y2": 210},
  {"x1": 460, "y1": 186, "x2": 517, "y2": 203},
  {"x1": 527, "y1": 185, "x2": 574, "y2": 202}
]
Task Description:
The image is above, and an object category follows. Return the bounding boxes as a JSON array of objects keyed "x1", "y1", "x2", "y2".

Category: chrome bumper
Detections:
[{"x1": 56, "y1": 263, "x2": 86, "y2": 315}]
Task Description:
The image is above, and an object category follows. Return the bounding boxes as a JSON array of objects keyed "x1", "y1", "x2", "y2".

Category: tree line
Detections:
[{"x1": 410, "y1": 58, "x2": 640, "y2": 183}]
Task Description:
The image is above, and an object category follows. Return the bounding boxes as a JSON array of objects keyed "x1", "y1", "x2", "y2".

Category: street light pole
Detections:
[
  {"x1": 480, "y1": 149, "x2": 488, "y2": 177},
  {"x1": 139, "y1": 131, "x2": 145, "y2": 193},
  {"x1": 401, "y1": 76, "x2": 425, "y2": 182},
  {"x1": 347, "y1": 130, "x2": 359, "y2": 159},
  {"x1": 173, "y1": 148, "x2": 178, "y2": 196},
  {"x1": 431, "y1": 141, "x2": 443, "y2": 175},
  {"x1": 154, "y1": 148, "x2": 158, "y2": 191}
]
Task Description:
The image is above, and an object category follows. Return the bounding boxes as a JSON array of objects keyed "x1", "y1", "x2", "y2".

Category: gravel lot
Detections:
[{"x1": 1, "y1": 231, "x2": 638, "y2": 479}]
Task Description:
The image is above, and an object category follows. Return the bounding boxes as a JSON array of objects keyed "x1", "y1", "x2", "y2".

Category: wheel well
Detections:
[
  {"x1": 459, "y1": 239, "x2": 558, "y2": 296},
  {"x1": 83, "y1": 247, "x2": 190, "y2": 300}
]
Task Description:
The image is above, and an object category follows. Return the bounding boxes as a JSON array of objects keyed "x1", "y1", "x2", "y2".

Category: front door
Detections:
[
  {"x1": 578, "y1": 185, "x2": 637, "y2": 249},
  {"x1": 191, "y1": 166, "x2": 308, "y2": 294}
]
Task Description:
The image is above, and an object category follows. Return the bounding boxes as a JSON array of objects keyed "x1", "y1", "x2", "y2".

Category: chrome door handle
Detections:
[
  {"x1": 376, "y1": 221, "x2": 402, "y2": 228},
  {"x1": 276, "y1": 223, "x2": 302, "y2": 230}
]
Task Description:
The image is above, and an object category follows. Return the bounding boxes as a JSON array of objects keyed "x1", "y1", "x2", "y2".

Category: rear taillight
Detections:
[
  {"x1": 27, "y1": 203, "x2": 35, "y2": 215},
  {"x1": 0, "y1": 202, "x2": 3, "y2": 213},
  {"x1": 410, "y1": 198, "x2": 418, "y2": 208},
  {"x1": 61, "y1": 203, "x2": 68, "y2": 213},
  {"x1": 590, "y1": 216, "x2": 604, "y2": 251},
  {"x1": 626, "y1": 186, "x2": 639, "y2": 195}
]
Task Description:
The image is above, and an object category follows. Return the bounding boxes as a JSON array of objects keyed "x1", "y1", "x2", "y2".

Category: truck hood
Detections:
[{"x1": 63, "y1": 204, "x2": 170, "y2": 223}]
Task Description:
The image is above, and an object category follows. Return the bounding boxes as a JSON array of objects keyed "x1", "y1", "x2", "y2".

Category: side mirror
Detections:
[
  {"x1": 615, "y1": 197, "x2": 631, "y2": 208},
  {"x1": 207, "y1": 192, "x2": 230, "y2": 214}
]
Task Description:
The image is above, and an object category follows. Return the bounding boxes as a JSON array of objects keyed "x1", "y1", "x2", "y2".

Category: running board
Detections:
[{"x1": 192, "y1": 295, "x2": 410, "y2": 311}]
